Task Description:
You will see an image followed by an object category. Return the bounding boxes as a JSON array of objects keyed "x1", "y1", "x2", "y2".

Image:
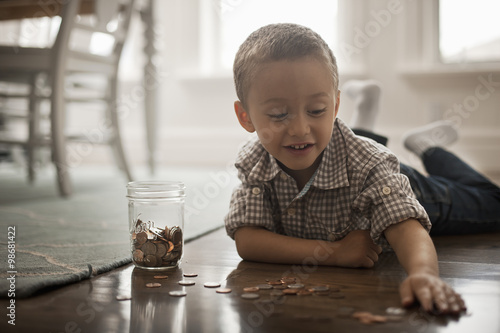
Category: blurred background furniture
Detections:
[{"x1": 0, "y1": 0, "x2": 136, "y2": 196}]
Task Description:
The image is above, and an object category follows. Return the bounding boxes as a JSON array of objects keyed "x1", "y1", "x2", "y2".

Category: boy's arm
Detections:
[
  {"x1": 234, "y1": 226, "x2": 382, "y2": 268},
  {"x1": 384, "y1": 218, "x2": 466, "y2": 314}
]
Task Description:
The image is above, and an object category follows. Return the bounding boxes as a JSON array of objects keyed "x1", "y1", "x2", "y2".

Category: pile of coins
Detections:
[
  {"x1": 118, "y1": 273, "x2": 409, "y2": 326},
  {"x1": 138, "y1": 272, "x2": 231, "y2": 297},
  {"x1": 131, "y1": 219, "x2": 183, "y2": 268},
  {"x1": 239, "y1": 276, "x2": 345, "y2": 300}
]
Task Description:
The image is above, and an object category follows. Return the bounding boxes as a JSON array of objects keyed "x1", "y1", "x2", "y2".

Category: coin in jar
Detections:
[
  {"x1": 133, "y1": 249, "x2": 144, "y2": 263},
  {"x1": 243, "y1": 287, "x2": 259, "y2": 292},
  {"x1": 169, "y1": 226, "x2": 183, "y2": 244},
  {"x1": 144, "y1": 254, "x2": 158, "y2": 267},
  {"x1": 136, "y1": 232, "x2": 148, "y2": 245},
  {"x1": 145, "y1": 282, "x2": 161, "y2": 288},
  {"x1": 162, "y1": 252, "x2": 176, "y2": 261},
  {"x1": 204, "y1": 282, "x2": 221, "y2": 288},
  {"x1": 150, "y1": 227, "x2": 164, "y2": 238},
  {"x1": 141, "y1": 242, "x2": 157, "y2": 256},
  {"x1": 155, "y1": 243, "x2": 167, "y2": 258},
  {"x1": 154, "y1": 275, "x2": 169, "y2": 279}
]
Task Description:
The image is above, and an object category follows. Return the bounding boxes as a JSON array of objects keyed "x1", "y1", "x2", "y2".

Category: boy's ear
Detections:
[
  {"x1": 234, "y1": 101, "x2": 255, "y2": 133},
  {"x1": 334, "y1": 90, "x2": 341, "y2": 118}
]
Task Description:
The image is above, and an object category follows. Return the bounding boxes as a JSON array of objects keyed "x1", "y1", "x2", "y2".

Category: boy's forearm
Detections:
[
  {"x1": 234, "y1": 226, "x2": 337, "y2": 265},
  {"x1": 384, "y1": 219, "x2": 439, "y2": 276}
]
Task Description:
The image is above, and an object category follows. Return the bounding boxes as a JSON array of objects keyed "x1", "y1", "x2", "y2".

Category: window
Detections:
[
  {"x1": 216, "y1": 0, "x2": 338, "y2": 70},
  {"x1": 439, "y1": 0, "x2": 500, "y2": 64}
]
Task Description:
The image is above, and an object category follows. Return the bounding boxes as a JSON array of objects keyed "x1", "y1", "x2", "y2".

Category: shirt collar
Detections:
[
  {"x1": 235, "y1": 136, "x2": 282, "y2": 184},
  {"x1": 237, "y1": 118, "x2": 351, "y2": 189},
  {"x1": 247, "y1": 153, "x2": 282, "y2": 183},
  {"x1": 312, "y1": 118, "x2": 350, "y2": 190}
]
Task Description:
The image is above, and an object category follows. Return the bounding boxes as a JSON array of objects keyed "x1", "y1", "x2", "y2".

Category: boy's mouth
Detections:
[{"x1": 287, "y1": 144, "x2": 312, "y2": 150}]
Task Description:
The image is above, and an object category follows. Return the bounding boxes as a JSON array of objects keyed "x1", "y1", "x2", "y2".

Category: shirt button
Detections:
[
  {"x1": 382, "y1": 186, "x2": 391, "y2": 195},
  {"x1": 252, "y1": 187, "x2": 261, "y2": 195},
  {"x1": 280, "y1": 173, "x2": 288, "y2": 181},
  {"x1": 287, "y1": 208, "x2": 296, "y2": 216}
]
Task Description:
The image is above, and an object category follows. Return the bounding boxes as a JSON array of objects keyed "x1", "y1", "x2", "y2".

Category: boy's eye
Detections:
[
  {"x1": 268, "y1": 113, "x2": 288, "y2": 121},
  {"x1": 308, "y1": 108, "x2": 327, "y2": 116}
]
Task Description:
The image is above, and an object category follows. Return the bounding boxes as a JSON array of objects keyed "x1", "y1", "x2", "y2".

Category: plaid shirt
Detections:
[{"x1": 225, "y1": 118, "x2": 431, "y2": 246}]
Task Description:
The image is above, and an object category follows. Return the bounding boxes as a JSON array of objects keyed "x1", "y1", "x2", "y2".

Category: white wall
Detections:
[{"x1": 119, "y1": 0, "x2": 500, "y2": 180}]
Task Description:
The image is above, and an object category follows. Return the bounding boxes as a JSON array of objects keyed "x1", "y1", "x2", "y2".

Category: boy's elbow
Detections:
[
  {"x1": 235, "y1": 242, "x2": 251, "y2": 261},
  {"x1": 234, "y1": 227, "x2": 257, "y2": 261}
]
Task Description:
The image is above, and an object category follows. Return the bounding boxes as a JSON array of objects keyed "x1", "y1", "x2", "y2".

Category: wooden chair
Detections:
[{"x1": 0, "y1": 0, "x2": 134, "y2": 196}]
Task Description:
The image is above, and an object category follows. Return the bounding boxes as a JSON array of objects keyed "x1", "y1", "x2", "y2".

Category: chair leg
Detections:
[
  {"x1": 48, "y1": 0, "x2": 81, "y2": 197},
  {"x1": 142, "y1": 0, "x2": 158, "y2": 175},
  {"x1": 27, "y1": 73, "x2": 39, "y2": 183},
  {"x1": 109, "y1": 77, "x2": 132, "y2": 182},
  {"x1": 51, "y1": 71, "x2": 71, "y2": 197}
]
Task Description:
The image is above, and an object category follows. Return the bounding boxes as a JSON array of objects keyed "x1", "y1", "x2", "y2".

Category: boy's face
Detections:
[{"x1": 235, "y1": 57, "x2": 340, "y2": 174}]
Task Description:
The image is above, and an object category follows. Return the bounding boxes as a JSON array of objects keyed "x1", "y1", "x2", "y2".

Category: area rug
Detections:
[{"x1": 0, "y1": 164, "x2": 238, "y2": 298}]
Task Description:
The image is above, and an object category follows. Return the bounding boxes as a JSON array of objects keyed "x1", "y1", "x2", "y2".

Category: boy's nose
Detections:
[{"x1": 287, "y1": 113, "x2": 310, "y2": 137}]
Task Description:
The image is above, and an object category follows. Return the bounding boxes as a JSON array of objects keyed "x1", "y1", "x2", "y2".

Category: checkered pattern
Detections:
[{"x1": 224, "y1": 118, "x2": 431, "y2": 246}]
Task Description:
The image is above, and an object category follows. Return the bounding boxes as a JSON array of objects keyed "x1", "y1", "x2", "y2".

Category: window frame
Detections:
[
  {"x1": 173, "y1": 0, "x2": 363, "y2": 80},
  {"x1": 397, "y1": 0, "x2": 500, "y2": 78}
]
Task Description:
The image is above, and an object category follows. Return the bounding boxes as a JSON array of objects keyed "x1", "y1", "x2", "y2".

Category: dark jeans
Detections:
[{"x1": 353, "y1": 129, "x2": 500, "y2": 235}]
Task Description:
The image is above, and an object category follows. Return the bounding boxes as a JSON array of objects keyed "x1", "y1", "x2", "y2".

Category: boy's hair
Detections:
[{"x1": 233, "y1": 23, "x2": 339, "y2": 109}]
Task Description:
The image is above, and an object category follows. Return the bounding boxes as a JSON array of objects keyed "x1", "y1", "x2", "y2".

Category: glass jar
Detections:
[{"x1": 127, "y1": 181, "x2": 185, "y2": 270}]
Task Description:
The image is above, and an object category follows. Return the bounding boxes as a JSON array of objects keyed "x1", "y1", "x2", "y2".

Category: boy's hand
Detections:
[
  {"x1": 385, "y1": 219, "x2": 468, "y2": 316},
  {"x1": 334, "y1": 230, "x2": 382, "y2": 268},
  {"x1": 400, "y1": 272, "x2": 466, "y2": 314}
]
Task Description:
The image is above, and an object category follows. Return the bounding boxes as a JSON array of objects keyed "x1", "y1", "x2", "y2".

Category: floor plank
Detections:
[{"x1": 1, "y1": 228, "x2": 499, "y2": 333}]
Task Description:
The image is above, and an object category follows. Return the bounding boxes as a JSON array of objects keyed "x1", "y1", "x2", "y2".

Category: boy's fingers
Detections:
[
  {"x1": 358, "y1": 255, "x2": 375, "y2": 268},
  {"x1": 399, "y1": 279, "x2": 415, "y2": 307},
  {"x1": 432, "y1": 288, "x2": 449, "y2": 313},
  {"x1": 457, "y1": 294, "x2": 467, "y2": 311},
  {"x1": 415, "y1": 287, "x2": 433, "y2": 312},
  {"x1": 366, "y1": 249, "x2": 379, "y2": 264},
  {"x1": 369, "y1": 242, "x2": 382, "y2": 254},
  {"x1": 445, "y1": 289, "x2": 466, "y2": 313}
]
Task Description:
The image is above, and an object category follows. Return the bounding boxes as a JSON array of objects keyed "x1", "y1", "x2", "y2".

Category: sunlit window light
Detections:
[
  {"x1": 218, "y1": 0, "x2": 338, "y2": 69},
  {"x1": 440, "y1": 0, "x2": 500, "y2": 63}
]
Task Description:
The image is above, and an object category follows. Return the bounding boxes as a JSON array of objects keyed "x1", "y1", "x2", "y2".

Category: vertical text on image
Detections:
[{"x1": 6, "y1": 226, "x2": 17, "y2": 326}]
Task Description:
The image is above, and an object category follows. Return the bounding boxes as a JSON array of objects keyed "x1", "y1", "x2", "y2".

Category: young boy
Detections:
[{"x1": 225, "y1": 23, "x2": 468, "y2": 314}]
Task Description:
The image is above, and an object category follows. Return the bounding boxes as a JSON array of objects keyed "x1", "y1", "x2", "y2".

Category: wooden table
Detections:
[
  {"x1": 0, "y1": 0, "x2": 95, "y2": 20},
  {"x1": 1, "y1": 227, "x2": 499, "y2": 333}
]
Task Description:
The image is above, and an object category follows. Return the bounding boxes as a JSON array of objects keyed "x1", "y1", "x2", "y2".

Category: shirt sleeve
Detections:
[
  {"x1": 224, "y1": 181, "x2": 276, "y2": 239},
  {"x1": 352, "y1": 153, "x2": 431, "y2": 246}
]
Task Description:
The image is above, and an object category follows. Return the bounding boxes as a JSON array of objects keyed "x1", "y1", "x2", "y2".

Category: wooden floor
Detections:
[{"x1": 2, "y1": 228, "x2": 499, "y2": 333}]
